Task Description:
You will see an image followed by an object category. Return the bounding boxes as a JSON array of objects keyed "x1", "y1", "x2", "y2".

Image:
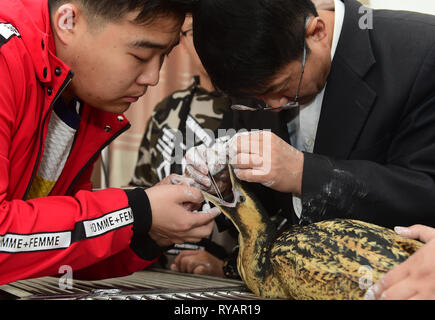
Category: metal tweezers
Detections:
[{"x1": 207, "y1": 166, "x2": 224, "y2": 201}]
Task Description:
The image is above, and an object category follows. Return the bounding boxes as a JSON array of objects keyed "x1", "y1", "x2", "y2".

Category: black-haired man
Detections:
[
  {"x1": 186, "y1": 0, "x2": 435, "y2": 229},
  {"x1": 0, "y1": 0, "x2": 220, "y2": 285}
]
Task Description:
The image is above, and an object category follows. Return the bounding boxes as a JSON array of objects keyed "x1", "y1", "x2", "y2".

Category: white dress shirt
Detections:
[{"x1": 290, "y1": 0, "x2": 345, "y2": 219}]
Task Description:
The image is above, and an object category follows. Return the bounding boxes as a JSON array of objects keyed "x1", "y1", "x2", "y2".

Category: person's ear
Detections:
[
  {"x1": 179, "y1": 34, "x2": 187, "y2": 50},
  {"x1": 305, "y1": 16, "x2": 328, "y2": 43},
  {"x1": 52, "y1": 4, "x2": 81, "y2": 45}
]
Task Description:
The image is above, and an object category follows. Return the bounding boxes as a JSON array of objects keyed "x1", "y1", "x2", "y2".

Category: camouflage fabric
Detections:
[
  {"x1": 130, "y1": 77, "x2": 237, "y2": 267},
  {"x1": 131, "y1": 76, "x2": 233, "y2": 187}
]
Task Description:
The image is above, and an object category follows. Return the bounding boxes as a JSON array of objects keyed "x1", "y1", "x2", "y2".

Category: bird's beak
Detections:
[
  {"x1": 203, "y1": 163, "x2": 268, "y2": 237},
  {"x1": 202, "y1": 163, "x2": 242, "y2": 216}
]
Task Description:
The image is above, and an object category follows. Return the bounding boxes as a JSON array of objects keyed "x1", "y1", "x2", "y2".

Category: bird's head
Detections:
[{"x1": 202, "y1": 164, "x2": 268, "y2": 234}]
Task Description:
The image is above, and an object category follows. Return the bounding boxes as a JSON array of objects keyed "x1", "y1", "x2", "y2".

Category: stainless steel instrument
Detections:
[{"x1": 0, "y1": 268, "x2": 264, "y2": 300}]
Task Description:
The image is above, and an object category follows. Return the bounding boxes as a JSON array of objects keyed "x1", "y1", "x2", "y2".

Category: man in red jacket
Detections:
[{"x1": 0, "y1": 0, "x2": 219, "y2": 285}]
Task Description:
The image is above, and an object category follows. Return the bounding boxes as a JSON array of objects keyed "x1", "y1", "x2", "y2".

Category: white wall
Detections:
[{"x1": 369, "y1": 0, "x2": 435, "y2": 15}]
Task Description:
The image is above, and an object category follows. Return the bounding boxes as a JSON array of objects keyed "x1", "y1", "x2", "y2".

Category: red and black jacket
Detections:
[{"x1": 0, "y1": 0, "x2": 161, "y2": 285}]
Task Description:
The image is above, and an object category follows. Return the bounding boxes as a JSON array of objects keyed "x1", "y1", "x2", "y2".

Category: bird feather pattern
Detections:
[{"x1": 203, "y1": 164, "x2": 423, "y2": 300}]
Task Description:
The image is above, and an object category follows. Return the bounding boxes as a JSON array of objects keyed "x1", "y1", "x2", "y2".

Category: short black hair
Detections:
[
  {"x1": 192, "y1": 0, "x2": 318, "y2": 98},
  {"x1": 48, "y1": 0, "x2": 196, "y2": 25}
]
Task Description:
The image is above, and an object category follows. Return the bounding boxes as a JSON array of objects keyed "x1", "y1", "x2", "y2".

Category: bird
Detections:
[{"x1": 202, "y1": 164, "x2": 423, "y2": 300}]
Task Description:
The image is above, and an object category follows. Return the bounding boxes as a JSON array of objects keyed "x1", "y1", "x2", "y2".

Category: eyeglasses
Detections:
[
  {"x1": 181, "y1": 28, "x2": 193, "y2": 38},
  {"x1": 231, "y1": 41, "x2": 306, "y2": 112},
  {"x1": 231, "y1": 17, "x2": 310, "y2": 112}
]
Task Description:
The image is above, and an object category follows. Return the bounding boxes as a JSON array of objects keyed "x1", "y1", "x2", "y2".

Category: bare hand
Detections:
[
  {"x1": 170, "y1": 250, "x2": 224, "y2": 277},
  {"x1": 230, "y1": 131, "x2": 304, "y2": 195},
  {"x1": 365, "y1": 225, "x2": 435, "y2": 300},
  {"x1": 145, "y1": 184, "x2": 221, "y2": 246}
]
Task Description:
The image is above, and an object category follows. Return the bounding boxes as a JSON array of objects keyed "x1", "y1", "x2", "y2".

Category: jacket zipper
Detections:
[
  {"x1": 23, "y1": 71, "x2": 74, "y2": 200},
  {"x1": 65, "y1": 122, "x2": 131, "y2": 195}
]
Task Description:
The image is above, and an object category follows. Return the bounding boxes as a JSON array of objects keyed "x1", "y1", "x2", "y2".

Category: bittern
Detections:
[{"x1": 203, "y1": 165, "x2": 423, "y2": 300}]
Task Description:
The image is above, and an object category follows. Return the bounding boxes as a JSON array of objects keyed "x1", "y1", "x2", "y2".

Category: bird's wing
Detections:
[{"x1": 269, "y1": 219, "x2": 422, "y2": 299}]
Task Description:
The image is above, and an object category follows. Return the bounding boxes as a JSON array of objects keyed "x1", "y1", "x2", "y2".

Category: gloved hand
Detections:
[
  {"x1": 183, "y1": 135, "x2": 235, "y2": 196},
  {"x1": 146, "y1": 174, "x2": 221, "y2": 247},
  {"x1": 184, "y1": 130, "x2": 304, "y2": 195}
]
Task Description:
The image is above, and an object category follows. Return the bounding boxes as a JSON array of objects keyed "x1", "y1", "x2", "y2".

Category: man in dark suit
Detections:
[{"x1": 184, "y1": 0, "x2": 435, "y2": 229}]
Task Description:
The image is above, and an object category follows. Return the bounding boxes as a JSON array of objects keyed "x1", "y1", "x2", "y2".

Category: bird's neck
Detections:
[{"x1": 234, "y1": 203, "x2": 278, "y2": 296}]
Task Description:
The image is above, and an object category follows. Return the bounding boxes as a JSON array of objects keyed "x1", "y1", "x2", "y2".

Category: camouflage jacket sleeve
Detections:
[{"x1": 130, "y1": 78, "x2": 234, "y2": 187}]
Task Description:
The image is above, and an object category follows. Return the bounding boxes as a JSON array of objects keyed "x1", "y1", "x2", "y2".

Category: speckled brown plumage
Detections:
[{"x1": 203, "y1": 165, "x2": 423, "y2": 300}]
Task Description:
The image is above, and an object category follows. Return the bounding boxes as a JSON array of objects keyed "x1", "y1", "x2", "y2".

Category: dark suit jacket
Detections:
[{"x1": 233, "y1": 0, "x2": 435, "y2": 229}]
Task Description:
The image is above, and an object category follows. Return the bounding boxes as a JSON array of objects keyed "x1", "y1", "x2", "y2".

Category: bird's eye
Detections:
[{"x1": 239, "y1": 195, "x2": 246, "y2": 203}]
